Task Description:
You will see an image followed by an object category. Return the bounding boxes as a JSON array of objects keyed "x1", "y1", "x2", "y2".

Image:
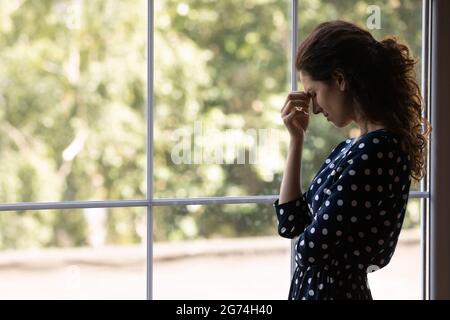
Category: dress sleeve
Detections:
[
  {"x1": 273, "y1": 191, "x2": 312, "y2": 239},
  {"x1": 272, "y1": 141, "x2": 350, "y2": 239},
  {"x1": 295, "y1": 138, "x2": 402, "y2": 267}
]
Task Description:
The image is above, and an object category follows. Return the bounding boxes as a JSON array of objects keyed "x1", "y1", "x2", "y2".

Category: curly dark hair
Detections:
[{"x1": 296, "y1": 20, "x2": 431, "y2": 182}]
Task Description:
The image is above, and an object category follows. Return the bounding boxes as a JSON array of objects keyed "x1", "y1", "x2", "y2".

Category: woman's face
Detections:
[{"x1": 299, "y1": 70, "x2": 355, "y2": 128}]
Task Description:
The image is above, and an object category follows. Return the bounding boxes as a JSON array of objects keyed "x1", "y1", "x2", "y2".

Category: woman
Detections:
[{"x1": 274, "y1": 20, "x2": 431, "y2": 300}]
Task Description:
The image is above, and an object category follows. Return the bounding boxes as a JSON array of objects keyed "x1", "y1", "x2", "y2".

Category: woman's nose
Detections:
[{"x1": 312, "y1": 103, "x2": 321, "y2": 115}]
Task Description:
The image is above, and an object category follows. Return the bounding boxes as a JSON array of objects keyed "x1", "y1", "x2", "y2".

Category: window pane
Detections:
[
  {"x1": 368, "y1": 198, "x2": 421, "y2": 299},
  {"x1": 0, "y1": 0, "x2": 147, "y2": 203},
  {"x1": 154, "y1": 0, "x2": 291, "y2": 198},
  {"x1": 0, "y1": 207, "x2": 146, "y2": 299},
  {"x1": 297, "y1": 0, "x2": 423, "y2": 192},
  {"x1": 153, "y1": 203, "x2": 290, "y2": 299}
]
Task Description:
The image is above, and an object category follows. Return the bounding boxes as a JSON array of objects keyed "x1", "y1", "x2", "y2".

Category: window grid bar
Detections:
[
  {"x1": 420, "y1": 0, "x2": 431, "y2": 301},
  {"x1": 147, "y1": 0, "x2": 154, "y2": 301},
  {"x1": 290, "y1": 0, "x2": 299, "y2": 282},
  {"x1": 0, "y1": 191, "x2": 429, "y2": 212}
]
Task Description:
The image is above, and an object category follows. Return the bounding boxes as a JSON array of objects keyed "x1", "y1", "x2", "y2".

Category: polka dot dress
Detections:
[{"x1": 273, "y1": 129, "x2": 412, "y2": 300}]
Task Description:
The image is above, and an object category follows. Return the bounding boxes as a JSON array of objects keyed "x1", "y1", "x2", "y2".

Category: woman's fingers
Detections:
[
  {"x1": 295, "y1": 106, "x2": 309, "y2": 115},
  {"x1": 283, "y1": 109, "x2": 305, "y2": 133},
  {"x1": 282, "y1": 107, "x2": 306, "y2": 123},
  {"x1": 281, "y1": 91, "x2": 310, "y2": 114},
  {"x1": 281, "y1": 99, "x2": 310, "y2": 117}
]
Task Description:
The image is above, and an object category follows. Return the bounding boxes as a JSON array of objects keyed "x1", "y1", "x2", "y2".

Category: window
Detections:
[{"x1": 0, "y1": 0, "x2": 430, "y2": 300}]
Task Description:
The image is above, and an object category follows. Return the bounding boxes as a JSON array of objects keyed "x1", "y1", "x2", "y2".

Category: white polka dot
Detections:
[
  {"x1": 351, "y1": 200, "x2": 357, "y2": 207},
  {"x1": 330, "y1": 163, "x2": 335, "y2": 169},
  {"x1": 279, "y1": 209, "x2": 284, "y2": 215},
  {"x1": 290, "y1": 226, "x2": 295, "y2": 232},
  {"x1": 378, "y1": 239, "x2": 384, "y2": 245},
  {"x1": 288, "y1": 215, "x2": 294, "y2": 221},
  {"x1": 325, "y1": 159, "x2": 331, "y2": 164},
  {"x1": 310, "y1": 227, "x2": 315, "y2": 234},
  {"x1": 378, "y1": 168, "x2": 383, "y2": 175},
  {"x1": 388, "y1": 152, "x2": 393, "y2": 158},
  {"x1": 322, "y1": 228, "x2": 328, "y2": 235},
  {"x1": 365, "y1": 201, "x2": 372, "y2": 208},
  {"x1": 358, "y1": 143, "x2": 365, "y2": 149},
  {"x1": 389, "y1": 169, "x2": 394, "y2": 175},
  {"x1": 367, "y1": 265, "x2": 380, "y2": 273},
  {"x1": 280, "y1": 227, "x2": 286, "y2": 233},
  {"x1": 323, "y1": 214, "x2": 329, "y2": 220},
  {"x1": 337, "y1": 199, "x2": 343, "y2": 206},
  {"x1": 364, "y1": 169, "x2": 370, "y2": 175},
  {"x1": 296, "y1": 200, "x2": 301, "y2": 206},
  {"x1": 353, "y1": 250, "x2": 360, "y2": 256},
  {"x1": 322, "y1": 244, "x2": 328, "y2": 250},
  {"x1": 325, "y1": 200, "x2": 330, "y2": 207},
  {"x1": 351, "y1": 216, "x2": 357, "y2": 223},
  {"x1": 337, "y1": 185, "x2": 343, "y2": 191},
  {"x1": 309, "y1": 290, "x2": 314, "y2": 296},
  {"x1": 384, "y1": 220, "x2": 391, "y2": 226},
  {"x1": 377, "y1": 185, "x2": 383, "y2": 192},
  {"x1": 337, "y1": 215, "x2": 343, "y2": 222},
  {"x1": 315, "y1": 195, "x2": 319, "y2": 201},
  {"x1": 351, "y1": 184, "x2": 358, "y2": 191},
  {"x1": 373, "y1": 138, "x2": 379, "y2": 144},
  {"x1": 371, "y1": 227, "x2": 378, "y2": 234},
  {"x1": 336, "y1": 230, "x2": 342, "y2": 236},
  {"x1": 380, "y1": 210, "x2": 386, "y2": 216},
  {"x1": 361, "y1": 154, "x2": 368, "y2": 160},
  {"x1": 365, "y1": 185, "x2": 371, "y2": 191},
  {"x1": 309, "y1": 241, "x2": 314, "y2": 248},
  {"x1": 349, "y1": 170, "x2": 356, "y2": 176},
  {"x1": 300, "y1": 240, "x2": 305, "y2": 246},
  {"x1": 377, "y1": 152, "x2": 383, "y2": 158},
  {"x1": 318, "y1": 284, "x2": 324, "y2": 290},
  {"x1": 317, "y1": 178, "x2": 322, "y2": 184},
  {"x1": 348, "y1": 159, "x2": 353, "y2": 165},
  {"x1": 308, "y1": 257, "x2": 315, "y2": 263}
]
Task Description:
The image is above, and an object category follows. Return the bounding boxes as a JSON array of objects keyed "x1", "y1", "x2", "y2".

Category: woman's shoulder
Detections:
[{"x1": 347, "y1": 128, "x2": 408, "y2": 164}]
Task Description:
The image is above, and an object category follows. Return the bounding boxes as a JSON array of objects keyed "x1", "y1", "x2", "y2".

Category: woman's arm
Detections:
[{"x1": 279, "y1": 137, "x2": 304, "y2": 205}]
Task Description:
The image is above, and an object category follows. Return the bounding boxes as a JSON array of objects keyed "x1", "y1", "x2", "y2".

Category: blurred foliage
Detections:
[{"x1": 0, "y1": 0, "x2": 423, "y2": 249}]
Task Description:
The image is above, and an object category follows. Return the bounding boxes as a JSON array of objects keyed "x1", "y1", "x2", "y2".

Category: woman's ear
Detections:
[{"x1": 333, "y1": 69, "x2": 346, "y2": 91}]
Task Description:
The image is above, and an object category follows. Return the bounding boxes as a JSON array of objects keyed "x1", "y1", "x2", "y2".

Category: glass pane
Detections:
[
  {"x1": 153, "y1": 203, "x2": 290, "y2": 299},
  {"x1": 0, "y1": 0, "x2": 147, "y2": 203},
  {"x1": 0, "y1": 207, "x2": 146, "y2": 299},
  {"x1": 154, "y1": 0, "x2": 291, "y2": 198},
  {"x1": 368, "y1": 198, "x2": 421, "y2": 299},
  {"x1": 297, "y1": 0, "x2": 423, "y2": 192}
]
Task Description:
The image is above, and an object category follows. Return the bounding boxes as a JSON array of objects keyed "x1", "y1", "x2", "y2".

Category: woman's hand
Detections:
[{"x1": 281, "y1": 91, "x2": 311, "y2": 141}]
